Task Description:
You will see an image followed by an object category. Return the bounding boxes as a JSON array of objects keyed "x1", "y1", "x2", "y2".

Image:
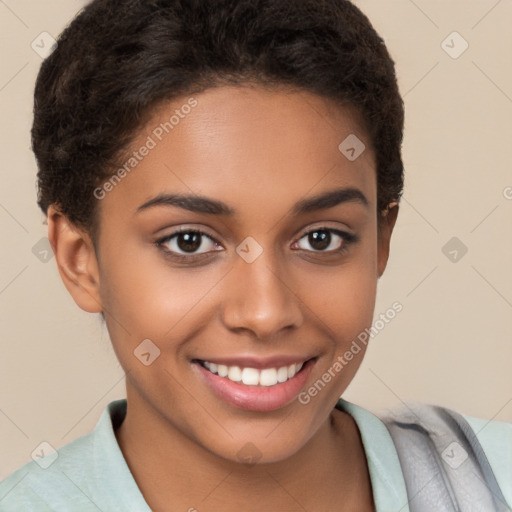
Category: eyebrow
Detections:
[{"x1": 136, "y1": 187, "x2": 369, "y2": 216}]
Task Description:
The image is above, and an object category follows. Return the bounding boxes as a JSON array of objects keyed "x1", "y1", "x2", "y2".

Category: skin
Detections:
[{"x1": 47, "y1": 85, "x2": 398, "y2": 511}]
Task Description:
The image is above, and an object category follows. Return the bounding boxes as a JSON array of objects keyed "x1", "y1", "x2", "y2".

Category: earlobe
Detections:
[
  {"x1": 377, "y1": 202, "x2": 399, "y2": 278},
  {"x1": 47, "y1": 205, "x2": 103, "y2": 313}
]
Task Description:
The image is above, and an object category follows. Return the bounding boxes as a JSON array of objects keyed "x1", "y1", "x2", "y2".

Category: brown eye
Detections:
[
  {"x1": 176, "y1": 232, "x2": 202, "y2": 253},
  {"x1": 156, "y1": 229, "x2": 222, "y2": 259},
  {"x1": 294, "y1": 227, "x2": 357, "y2": 254},
  {"x1": 308, "y1": 230, "x2": 331, "y2": 251}
]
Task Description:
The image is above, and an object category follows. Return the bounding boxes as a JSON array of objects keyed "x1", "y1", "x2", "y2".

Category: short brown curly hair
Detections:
[{"x1": 32, "y1": 0, "x2": 404, "y2": 245}]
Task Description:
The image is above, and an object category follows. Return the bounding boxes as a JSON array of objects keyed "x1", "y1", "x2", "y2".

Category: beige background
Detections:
[{"x1": 1, "y1": 0, "x2": 511, "y2": 478}]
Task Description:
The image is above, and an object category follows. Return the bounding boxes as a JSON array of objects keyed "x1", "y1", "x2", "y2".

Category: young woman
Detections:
[{"x1": 1, "y1": 0, "x2": 510, "y2": 510}]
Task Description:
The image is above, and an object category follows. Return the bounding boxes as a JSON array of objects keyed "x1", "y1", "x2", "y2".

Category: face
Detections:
[{"x1": 51, "y1": 85, "x2": 397, "y2": 464}]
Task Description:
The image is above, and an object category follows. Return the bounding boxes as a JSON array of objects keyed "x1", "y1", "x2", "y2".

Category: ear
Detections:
[
  {"x1": 47, "y1": 205, "x2": 103, "y2": 313},
  {"x1": 377, "y1": 202, "x2": 399, "y2": 278}
]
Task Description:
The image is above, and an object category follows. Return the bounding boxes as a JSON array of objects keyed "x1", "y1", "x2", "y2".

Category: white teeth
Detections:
[
  {"x1": 228, "y1": 365, "x2": 242, "y2": 382},
  {"x1": 217, "y1": 364, "x2": 228, "y2": 377},
  {"x1": 241, "y1": 368, "x2": 259, "y2": 385},
  {"x1": 259, "y1": 368, "x2": 278, "y2": 386},
  {"x1": 277, "y1": 366, "x2": 289, "y2": 383},
  {"x1": 201, "y1": 360, "x2": 306, "y2": 386}
]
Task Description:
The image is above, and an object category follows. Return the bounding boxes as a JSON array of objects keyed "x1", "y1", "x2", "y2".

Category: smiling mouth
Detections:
[{"x1": 196, "y1": 359, "x2": 311, "y2": 387}]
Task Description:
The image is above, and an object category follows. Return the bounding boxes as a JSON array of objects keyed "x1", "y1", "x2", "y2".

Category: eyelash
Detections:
[{"x1": 154, "y1": 226, "x2": 358, "y2": 263}]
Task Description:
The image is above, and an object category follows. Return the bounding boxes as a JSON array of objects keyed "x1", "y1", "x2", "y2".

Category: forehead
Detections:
[{"x1": 98, "y1": 85, "x2": 376, "y2": 221}]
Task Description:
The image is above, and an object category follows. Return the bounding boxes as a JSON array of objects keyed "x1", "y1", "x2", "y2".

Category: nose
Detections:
[{"x1": 220, "y1": 249, "x2": 304, "y2": 340}]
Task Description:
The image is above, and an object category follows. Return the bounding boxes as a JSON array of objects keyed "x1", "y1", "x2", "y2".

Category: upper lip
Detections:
[{"x1": 194, "y1": 355, "x2": 316, "y2": 370}]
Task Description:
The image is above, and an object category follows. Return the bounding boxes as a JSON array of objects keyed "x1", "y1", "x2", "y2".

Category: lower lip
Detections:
[{"x1": 194, "y1": 359, "x2": 316, "y2": 412}]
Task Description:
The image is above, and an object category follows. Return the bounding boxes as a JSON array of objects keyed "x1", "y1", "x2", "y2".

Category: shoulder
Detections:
[
  {"x1": 0, "y1": 430, "x2": 99, "y2": 511},
  {"x1": 381, "y1": 401, "x2": 512, "y2": 463},
  {"x1": 462, "y1": 411, "x2": 512, "y2": 505},
  {"x1": 380, "y1": 401, "x2": 512, "y2": 509},
  {"x1": 0, "y1": 399, "x2": 134, "y2": 512}
]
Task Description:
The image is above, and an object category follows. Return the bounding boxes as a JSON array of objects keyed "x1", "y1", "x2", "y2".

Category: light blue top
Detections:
[{"x1": 0, "y1": 398, "x2": 510, "y2": 511}]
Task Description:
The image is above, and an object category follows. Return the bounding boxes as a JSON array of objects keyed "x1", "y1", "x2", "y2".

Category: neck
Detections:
[{"x1": 115, "y1": 385, "x2": 374, "y2": 512}]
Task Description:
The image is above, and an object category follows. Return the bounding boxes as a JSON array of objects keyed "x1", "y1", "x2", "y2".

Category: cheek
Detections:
[
  {"x1": 306, "y1": 263, "x2": 377, "y2": 374},
  {"x1": 99, "y1": 254, "x2": 223, "y2": 347},
  {"x1": 298, "y1": 239, "x2": 378, "y2": 389},
  {"x1": 302, "y1": 239, "x2": 379, "y2": 338},
  {"x1": 97, "y1": 227, "x2": 211, "y2": 327}
]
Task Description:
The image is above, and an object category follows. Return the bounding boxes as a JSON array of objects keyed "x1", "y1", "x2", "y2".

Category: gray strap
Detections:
[{"x1": 380, "y1": 402, "x2": 510, "y2": 511}]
